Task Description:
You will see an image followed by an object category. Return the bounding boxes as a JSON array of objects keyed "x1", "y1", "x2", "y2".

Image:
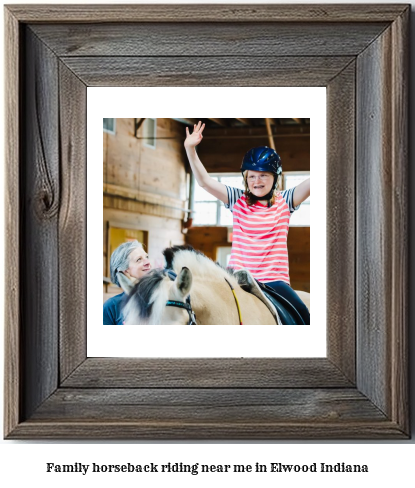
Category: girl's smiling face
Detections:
[
  {"x1": 125, "y1": 246, "x2": 151, "y2": 280},
  {"x1": 246, "y1": 170, "x2": 274, "y2": 198}
]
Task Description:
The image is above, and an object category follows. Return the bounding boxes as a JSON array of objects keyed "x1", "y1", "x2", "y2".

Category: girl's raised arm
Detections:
[
  {"x1": 293, "y1": 178, "x2": 310, "y2": 207},
  {"x1": 184, "y1": 121, "x2": 228, "y2": 205}
]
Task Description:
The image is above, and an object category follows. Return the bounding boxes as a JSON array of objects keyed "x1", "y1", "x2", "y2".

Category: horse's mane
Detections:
[
  {"x1": 163, "y1": 245, "x2": 203, "y2": 269},
  {"x1": 163, "y1": 245, "x2": 237, "y2": 285},
  {"x1": 123, "y1": 269, "x2": 170, "y2": 324}
]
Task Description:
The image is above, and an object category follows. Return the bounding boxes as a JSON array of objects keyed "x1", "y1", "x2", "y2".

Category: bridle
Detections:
[
  {"x1": 165, "y1": 270, "x2": 243, "y2": 326},
  {"x1": 166, "y1": 296, "x2": 197, "y2": 325},
  {"x1": 165, "y1": 270, "x2": 197, "y2": 325}
]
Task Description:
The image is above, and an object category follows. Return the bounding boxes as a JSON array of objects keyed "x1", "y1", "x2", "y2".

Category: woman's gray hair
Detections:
[{"x1": 110, "y1": 240, "x2": 143, "y2": 287}]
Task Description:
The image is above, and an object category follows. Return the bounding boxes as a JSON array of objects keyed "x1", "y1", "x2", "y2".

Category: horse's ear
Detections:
[
  {"x1": 176, "y1": 266, "x2": 192, "y2": 297},
  {"x1": 117, "y1": 272, "x2": 138, "y2": 295}
]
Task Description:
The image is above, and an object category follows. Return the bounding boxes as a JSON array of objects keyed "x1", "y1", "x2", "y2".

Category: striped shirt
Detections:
[{"x1": 225, "y1": 186, "x2": 299, "y2": 284}]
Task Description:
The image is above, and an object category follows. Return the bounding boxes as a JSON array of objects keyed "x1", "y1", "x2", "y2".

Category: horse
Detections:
[{"x1": 119, "y1": 246, "x2": 310, "y2": 325}]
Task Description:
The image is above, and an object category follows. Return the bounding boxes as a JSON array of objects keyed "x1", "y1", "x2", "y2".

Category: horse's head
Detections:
[{"x1": 122, "y1": 267, "x2": 194, "y2": 325}]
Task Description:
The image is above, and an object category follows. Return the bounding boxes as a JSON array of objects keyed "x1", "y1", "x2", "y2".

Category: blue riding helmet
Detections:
[{"x1": 241, "y1": 146, "x2": 282, "y2": 176}]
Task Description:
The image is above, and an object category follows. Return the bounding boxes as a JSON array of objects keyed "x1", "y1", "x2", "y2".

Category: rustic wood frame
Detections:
[{"x1": 4, "y1": 4, "x2": 409, "y2": 439}]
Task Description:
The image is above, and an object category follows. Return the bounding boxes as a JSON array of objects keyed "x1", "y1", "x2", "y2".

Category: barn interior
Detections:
[{"x1": 103, "y1": 118, "x2": 310, "y2": 301}]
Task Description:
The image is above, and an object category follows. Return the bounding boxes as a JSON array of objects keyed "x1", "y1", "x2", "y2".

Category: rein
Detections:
[{"x1": 224, "y1": 278, "x2": 243, "y2": 325}]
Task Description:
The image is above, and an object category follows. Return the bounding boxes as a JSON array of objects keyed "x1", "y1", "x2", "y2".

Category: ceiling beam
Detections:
[
  {"x1": 171, "y1": 118, "x2": 199, "y2": 125},
  {"x1": 208, "y1": 118, "x2": 228, "y2": 126},
  {"x1": 292, "y1": 118, "x2": 302, "y2": 124},
  {"x1": 235, "y1": 118, "x2": 252, "y2": 126},
  {"x1": 265, "y1": 118, "x2": 276, "y2": 150}
]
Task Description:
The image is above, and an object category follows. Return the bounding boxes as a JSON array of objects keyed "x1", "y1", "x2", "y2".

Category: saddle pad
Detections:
[{"x1": 260, "y1": 283, "x2": 306, "y2": 325}]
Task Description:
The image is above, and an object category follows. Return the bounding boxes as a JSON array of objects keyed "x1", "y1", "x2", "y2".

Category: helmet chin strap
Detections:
[{"x1": 248, "y1": 176, "x2": 278, "y2": 204}]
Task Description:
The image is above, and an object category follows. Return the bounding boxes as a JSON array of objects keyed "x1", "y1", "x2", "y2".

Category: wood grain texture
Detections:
[
  {"x1": 356, "y1": 10, "x2": 408, "y2": 428},
  {"x1": 104, "y1": 119, "x2": 187, "y2": 202},
  {"x1": 21, "y1": 28, "x2": 60, "y2": 420},
  {"x1": 357, "y1": 30, "x2": 391, "y2": 417},
  {"x1": 62, "y1": 358, "x2": 352, "y2": 388},
  {"x1": 8, "y1": 422, "x2": 405, "y2": 441},
  {"x1": 103, "y1": 194, "x2": 185, "y2": 221},
  {"x1": 58, "y1": 62, "x2": 87, "y2": 381},
  {"x1": 61, "y1": 56, "x2": 354, "y2": 87},
  {"x1": 389, "y1": 8, "x2": 409, "y2": 432},
  {"x1": 8, "y1": 417, "x2": 406, "y2": 441},
  {"x1": 4, "y1": 6, "x2": 21, "y2": 438},
  {"x1": 6, "y1": 4, "x2": 409, "y2": 23},
  {"x1": 31, "y1": 388, "x2": 386, "y2": 423},
  {"x1": 31, "y1": 22, "x2": 388, "y2": 57},
  {"x1": 326, "y1": 62, "x2": 356, "y2": 383}
]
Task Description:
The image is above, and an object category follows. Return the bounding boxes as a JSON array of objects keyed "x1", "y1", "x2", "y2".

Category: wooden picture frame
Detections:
[{"x1": 4, "y1": 4, "x2": 409, "y2": 439}]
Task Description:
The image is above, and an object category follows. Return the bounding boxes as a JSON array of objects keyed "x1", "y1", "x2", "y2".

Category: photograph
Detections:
[{"x1": 102, "y1": 118, "x2": 311, "y2": 326}]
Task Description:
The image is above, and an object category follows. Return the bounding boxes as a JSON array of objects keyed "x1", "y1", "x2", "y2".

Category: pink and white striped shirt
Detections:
[{"x1": 225, "y1": 186, "x2": 298, "y2": 284}]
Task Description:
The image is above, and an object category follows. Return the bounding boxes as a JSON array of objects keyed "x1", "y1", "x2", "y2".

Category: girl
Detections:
[
  {"x1": 103, "y1": 240, "x2": 151, "y2": 325},
  {"x1": 184, "y1": 121, "x2": 310, "y2": 324}
]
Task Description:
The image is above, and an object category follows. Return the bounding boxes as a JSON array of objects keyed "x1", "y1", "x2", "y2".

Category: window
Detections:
[
  {"x1": 193, "y1": 173, "x2": 244, "y2": 226},
  {"x1": 283, "y1": 172, "x2": 310, "y2": 226},
  {"x1": 215, "y1": 246, "x2": 233, "y2": 268},
  {"x1": 103, "y1": 118, "x2": 116, "y2": 134},
  {"x1": 143, "y1": 118, "x2": 157, "y2": 148}
]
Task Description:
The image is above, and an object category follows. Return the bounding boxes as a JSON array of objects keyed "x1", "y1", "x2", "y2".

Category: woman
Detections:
[
  {"x1": 184, "y1": 121, "x2": 310, "y2": 324},
  {"x1": 103, "y1": 240, "x2": 151, "y2": 325}
]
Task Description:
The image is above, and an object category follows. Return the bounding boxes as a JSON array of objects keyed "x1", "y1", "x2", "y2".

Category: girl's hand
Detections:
[{"x1": 184, "y1": 121, "x2": 205, "y2": 149}]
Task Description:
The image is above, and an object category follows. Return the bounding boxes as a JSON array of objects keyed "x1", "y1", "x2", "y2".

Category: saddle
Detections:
[{"x1": 233, "y1": 269, "x2": 306, "y2": 325}]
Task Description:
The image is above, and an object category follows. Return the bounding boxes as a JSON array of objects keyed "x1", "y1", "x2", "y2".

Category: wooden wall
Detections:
[
  {"x1": 103, "y1": 118, "x2": 186, "y2": 292},
  {"x1": 287, "y1": 227, "x2": 310, "y2": 293},
  {"x1": 103, "y1": 118, "x2": 186, "y2": 199},
  {"x1": 186, "y1": 226, "x2": 228, "y2": 261}
]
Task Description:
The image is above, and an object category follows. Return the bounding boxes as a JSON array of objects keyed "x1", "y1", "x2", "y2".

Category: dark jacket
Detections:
[{"x1": 103, "y1": 292, "x2": 126, "y2": 325}]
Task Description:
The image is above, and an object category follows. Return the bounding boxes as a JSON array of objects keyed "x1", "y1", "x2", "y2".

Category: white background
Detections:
[
  {"x1": 1, "y1": 0, "x2": 414, "y2": 485},
  {"x1": 88, "y1": 86, "x2": 326, "y2": 357}
]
